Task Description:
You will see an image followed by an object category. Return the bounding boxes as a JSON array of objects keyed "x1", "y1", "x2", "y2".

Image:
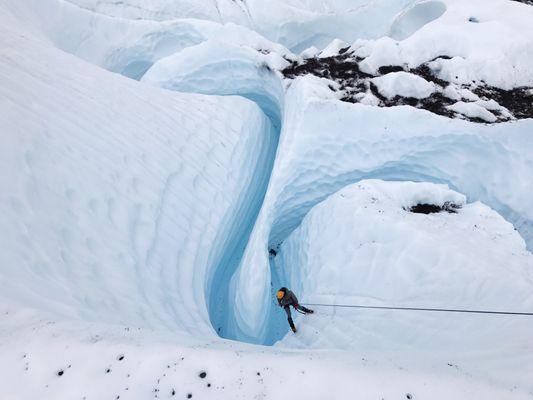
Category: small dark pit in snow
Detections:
[
  {"x1": 408, "y1": 202, "x2": 460, "y2": 214},
  {"x1": 106, "y1": 368, "x2": 111, "y2": 373},
  {"x1": 57, "y1": 370, "x2": 64, "y2": 376},
  {"x1": 198, "y1": 371, "x2": 207, "y2": 379},
  {"x1": 207, "y1": 383, "x2": 211, "y2": 388},
  {"x1": 117, "y1": 354, "x2": 125, "y2": 361},
  {"x1": 406, "y1": 394, "x2": 413, "y2": 399},
  {"x1": 257, "y1": 372, "x2": 261, "y2": 376},
  {"x1": 338, "y1": 46, "x2": 351, "y2": 55},
  {"x1": 186, "y1": 394, "x2": 193, "y2": 399}
]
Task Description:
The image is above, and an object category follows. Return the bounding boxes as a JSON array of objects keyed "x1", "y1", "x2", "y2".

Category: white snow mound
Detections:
[{"x1": 371, "y1": 71, "x2": 436, "y2": 99}]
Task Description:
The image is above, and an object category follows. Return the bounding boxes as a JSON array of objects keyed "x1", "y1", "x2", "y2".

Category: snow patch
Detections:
[
  {"x1": 371, "y1": 71, "x2": 436, "y2": 99},
  {"x1": 447, "y1": 101, "x2": 497, "y2": 123}
]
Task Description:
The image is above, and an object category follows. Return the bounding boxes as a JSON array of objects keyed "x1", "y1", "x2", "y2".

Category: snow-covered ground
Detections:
[{"x1": 1, "y1": 0, "x2": 533, "y2": 398}]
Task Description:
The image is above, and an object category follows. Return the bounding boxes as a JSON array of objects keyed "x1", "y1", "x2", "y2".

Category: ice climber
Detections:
[{"x1": 276, "y1": 287, "x2": 313, "y2": 333}]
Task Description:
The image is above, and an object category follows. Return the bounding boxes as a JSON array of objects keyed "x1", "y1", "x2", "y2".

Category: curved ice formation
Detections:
[
  {"x1": 3, "y1": 0, "x2": 533, "y2": 348},
  {"x1": 0, "y1": 23, "x2": 277, "y2": 338},
  {"x1": 274, "y1": 180, "x2": 533, "y2": 388},
  {"x1": 277, "y1": 180, "x2": 533, "y2": 313},
  {"x1": 141, "y1": 39, "x2": 288, "y2": 338},
  {"x1": 142, "y1": 40, "x2": 287, "y2": 129},
  {"x1": 389, "y1": 0, "x2": 446, "y2": 41},
  {"x1": 230, "y1": 75, "x2": 533, "y2": 343},
  {"x1": 2, "y1": 0, "x2": 533, "y2": 397}
]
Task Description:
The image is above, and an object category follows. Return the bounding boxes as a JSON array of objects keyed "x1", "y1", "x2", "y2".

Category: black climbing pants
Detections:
[{"x1": 284, "y1": 304, "x2": 313, "y2": 330}]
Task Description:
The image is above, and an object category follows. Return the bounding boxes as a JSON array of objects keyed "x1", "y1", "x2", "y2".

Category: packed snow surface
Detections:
[{"x1": 1, "y1": 0, "x2": 533, "y2": 398}]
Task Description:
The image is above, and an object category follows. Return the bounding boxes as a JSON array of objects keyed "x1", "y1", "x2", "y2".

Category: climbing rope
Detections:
[{"x1": 301, "y1": 303, "x2": 533, "y2": 316}]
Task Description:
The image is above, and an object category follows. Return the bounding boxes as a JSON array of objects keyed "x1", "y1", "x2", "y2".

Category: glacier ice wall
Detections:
[
  {"x1": 231, "y1": 76, "x2": 533, "y2": 343},
  {"x1": 1, "y1": 0, "x2": 533, "y2": 352},
  {"x1": 0, "y1": 25, "x2": 277, "y2": 339}
]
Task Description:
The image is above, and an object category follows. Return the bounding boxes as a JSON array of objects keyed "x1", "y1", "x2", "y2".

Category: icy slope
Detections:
[
  {"x1": 0, "y1": 23, "x2": 277, "y2": 336},
  {"x1": 1, "y1": 0, "x2": 533, "y2": 398}
]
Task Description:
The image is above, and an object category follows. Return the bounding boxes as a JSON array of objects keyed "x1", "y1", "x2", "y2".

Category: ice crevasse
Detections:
[
  {"x1": 0, "y1": 18, "x2": 278, "y2": 337},
  {"x1": 1, "y1": 0, "x2": 533, "y2": 397},
  {"x1": 2, "y1": 0, "x2": 533, "y2": 343},
  {"x1": 134, "y1": 1, "x2": 533, "y2": 345}
]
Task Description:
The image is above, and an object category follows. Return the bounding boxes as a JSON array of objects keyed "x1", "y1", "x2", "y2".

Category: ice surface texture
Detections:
[
  {"x1": 275, "y1": 180, "x2": 533, "y2": 389},
  {"x1": 231, "y1": 76, "x2": 533, "y2": 345},
  {"x1": 0, "y1": 24, "x2": 277, "y2": 337},
  {"x1": 1, "y1": 0, "x2": 533, "y2": 398}
]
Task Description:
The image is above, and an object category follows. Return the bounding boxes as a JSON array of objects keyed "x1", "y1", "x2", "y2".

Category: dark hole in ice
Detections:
[
  {"x1": 57, "y1": 370, "x2": 64, "y2": 376},
  {"x1": 171, "y1": 389, "x2": 176, "y2": 396},
  {"x1": 198, "y1": 371, "x2": 207, "y2": 379},
  {"x1": 406, "y1": 394, "x2": 413, "y2": 400},
  {"x1": 187, "y1": 394, "x2": 193, "y2": 399},
  {"x1": 339, "y1": 46, "x2": 351, "y2": 55},
  {"x1": 117, "y1": 354, "x2": 125, "y2": 361},
  {"x1": 378, "y1": 65, "x2": 404, "y2": 75},
  {"x1": 268, "y1": 248, "x2": 277, "y2": 257},
  {"x1": 408, "y1": 202, "x2": 460, "y2": 214}
]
